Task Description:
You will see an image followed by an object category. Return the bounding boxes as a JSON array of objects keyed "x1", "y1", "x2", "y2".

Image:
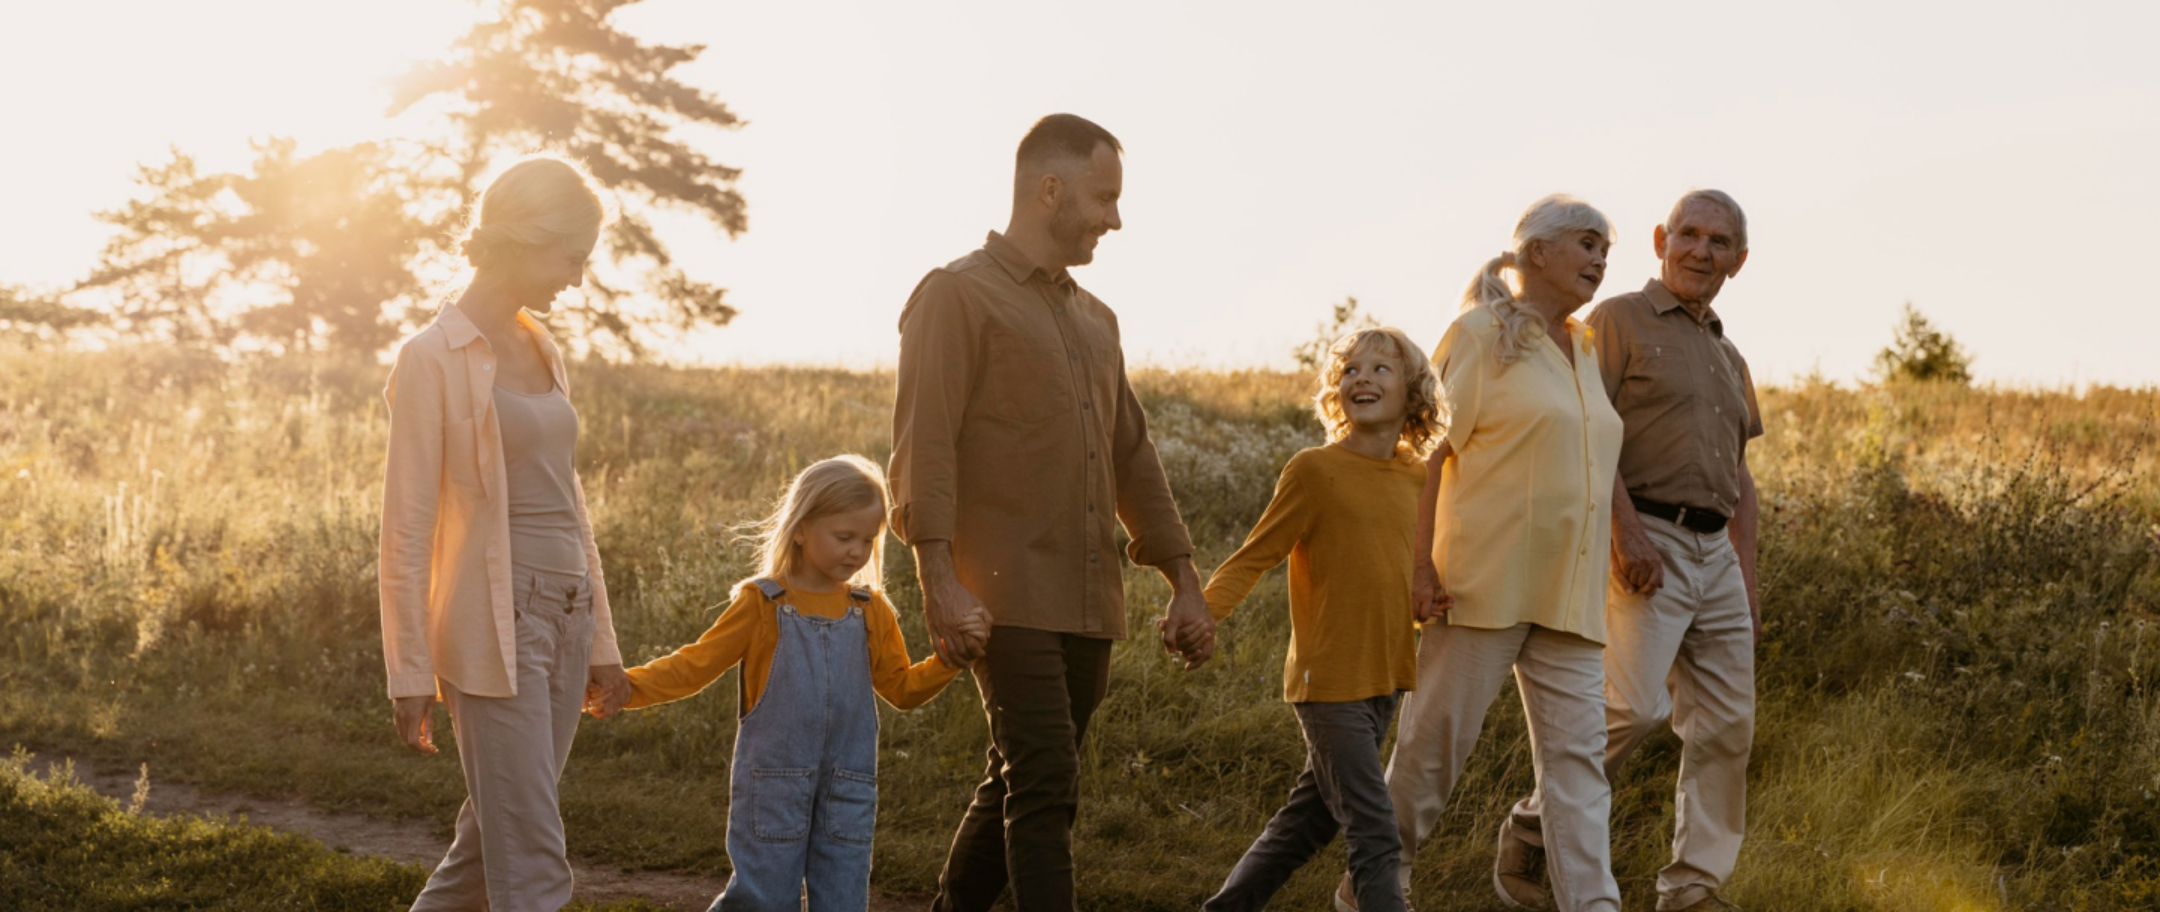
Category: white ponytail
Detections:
[{"x1": 1459, "y1": 194, "x2": 1614, "y2": 366}]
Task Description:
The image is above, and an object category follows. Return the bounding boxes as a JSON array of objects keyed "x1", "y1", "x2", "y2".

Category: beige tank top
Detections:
[{"x1": 492, "y1": 382, "x2": 588, "y2": 578}]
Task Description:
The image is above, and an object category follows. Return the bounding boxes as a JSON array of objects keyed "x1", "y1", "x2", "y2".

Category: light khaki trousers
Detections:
[
  {"x1": 1385, "y1": 622, "x2": 1620, "y2": 912},
  {"x1": 412, "y1": 571, "x2": 595, "y2": 912},
  {"x1": 1513, "y1": 514, "x2": 1755, "y2": 910}
]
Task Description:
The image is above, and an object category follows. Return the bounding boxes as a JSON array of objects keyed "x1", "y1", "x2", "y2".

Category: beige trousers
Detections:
[
  {"x1": 412, "y1": 570, "x2": 595, "y2": 912},
  {"x1": 1513, "y1": 514, "x2": 1755, "y2": 910},
  {"x1": 1385, "y1": 622, "x2": 1620, "y2": 912}
]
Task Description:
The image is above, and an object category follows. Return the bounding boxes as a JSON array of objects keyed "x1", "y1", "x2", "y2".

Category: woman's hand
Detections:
[
  {"x1": 1412, "y1": 561, "x2": 1454, "y2": 622},
  {"x1": 585, "y1": 664, "x2": 631, "y2": 718},
  {"x1": 394, "y1": 695, "x2": 439, "y2": 753}
]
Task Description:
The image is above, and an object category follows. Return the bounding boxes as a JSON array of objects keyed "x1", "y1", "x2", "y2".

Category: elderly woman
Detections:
[
  {"x1": 1356, "y1": 194, "x2": 1625, "y2": 912},
  {"x1": 379, "y1": 155, "x2": 630, "y2": 912}
]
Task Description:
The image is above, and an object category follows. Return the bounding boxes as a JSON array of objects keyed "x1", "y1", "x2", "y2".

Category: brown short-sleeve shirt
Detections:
[
  {"x1": 888, "y1": 231, "x2": 1193, "y2": 638},
  {"x1": 1586, "y1": 279, "x2": 1765, "y2": 518}
]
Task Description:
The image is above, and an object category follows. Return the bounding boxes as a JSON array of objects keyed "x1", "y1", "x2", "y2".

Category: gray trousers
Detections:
[
  {"x1": 412, "y1": 570, "x2": 595, "y2": 912},
  {"x1": 1202, "y1": 693, "x2": 1406, "y2": 912}
]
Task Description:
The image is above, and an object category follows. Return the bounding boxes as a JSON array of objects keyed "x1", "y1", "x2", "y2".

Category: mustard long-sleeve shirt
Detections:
[
  {"x1": 1203, "y1": 443, "x2": 1424, "y2": 703},
  {"x1": 625, "y1": 582, "x2": 962, "y2": 715}
]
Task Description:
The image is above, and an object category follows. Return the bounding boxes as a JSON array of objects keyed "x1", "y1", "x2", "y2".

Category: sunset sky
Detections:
[{"x1": 3, "y1": 1, "x2": 2156, "y2": 386}]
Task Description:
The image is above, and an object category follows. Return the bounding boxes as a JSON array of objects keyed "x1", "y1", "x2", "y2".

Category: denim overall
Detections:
[{"x1": 712, "y1": 579, "x2": 880, "y2": 912}]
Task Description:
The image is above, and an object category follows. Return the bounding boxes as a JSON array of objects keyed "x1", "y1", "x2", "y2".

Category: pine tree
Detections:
[
  {"x1": 1873, "y1": 302, "x2": 1973, "y2": 385},
  {"x1": 74, "y1": 0, "x2": 745, "y2": 357}
]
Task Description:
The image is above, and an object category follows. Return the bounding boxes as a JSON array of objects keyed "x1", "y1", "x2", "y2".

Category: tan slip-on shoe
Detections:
[
  {"x1": 1335, "y1": 872, "x2": 1359, "y2": 912},
  {"x1": 1669, "y1": 893, "x2": 1743, "y2": 912},
  {"x1": 1336, "y1": 871, "x2": 1416, "y2": 912},
  {"x1": 1493, "y1": 817, "x2": 1554, "y2": 910}
]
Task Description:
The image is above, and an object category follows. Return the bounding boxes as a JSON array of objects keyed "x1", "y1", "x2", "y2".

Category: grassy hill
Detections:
[{"x1": 1, "y1": 345, "x2": 2156, "y2": 910}]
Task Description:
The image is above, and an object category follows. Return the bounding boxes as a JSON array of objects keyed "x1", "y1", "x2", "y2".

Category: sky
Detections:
[{"x1": 3, "y1": 1, "x2": 2157, "y2": 386}]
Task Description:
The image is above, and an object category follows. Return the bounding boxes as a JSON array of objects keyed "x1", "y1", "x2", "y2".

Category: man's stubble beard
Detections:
[{"x1": 1049, "y1": 199, "x2": 1093, "y2": 267}]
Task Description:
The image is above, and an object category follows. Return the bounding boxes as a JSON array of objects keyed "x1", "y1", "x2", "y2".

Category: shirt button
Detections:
[
  {"x1": 1088, "y1": 553, "x2": 1099, "y2": 563},
  {"x1": 1083, "y1": 400, "x2": 1092, "y2": 409},
  {"x1": 1088, "y1": 450, "x2": 1097, "y2": 459},
  {"x1": 1055, "y1": 306, "x2": 1066, "y2": 315},
  {"x1": 483, "y1": 364, "x2": 492, "y2": 371}
]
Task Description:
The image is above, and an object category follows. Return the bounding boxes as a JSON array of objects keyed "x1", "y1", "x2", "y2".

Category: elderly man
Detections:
[
  {"x1": 890, "y1": 113, "x2": 1216, "y2": 912},
  {"x1": 1497, "y1": 190, "x2": 1763, "y2": 912}
]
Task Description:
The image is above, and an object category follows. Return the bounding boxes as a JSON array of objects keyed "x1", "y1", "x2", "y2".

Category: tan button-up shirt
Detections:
[
  {"x1": 1586, "y1": 279, "x2": 1765, "y2": 518},
  {"x1": 890, "y1": 232, "x2": 1193, "y2": 638}
]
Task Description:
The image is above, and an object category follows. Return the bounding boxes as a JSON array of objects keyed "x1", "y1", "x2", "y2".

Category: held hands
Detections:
[
  {"x1": 584, "y1": 664, "x2": 631, "y2": 719},
  {"x1": 922, "y1": 559, "x2": 993, "y2": 667},
  {"x1": 394, "y1": 695, "x2": 439, "y2": 754},
  {"x1": 1411, "y1": 561, "x2": 1454, "y2": 623},
  {"x1": 1156, "y1": 559, "x2": 1215, "y2": 670}
]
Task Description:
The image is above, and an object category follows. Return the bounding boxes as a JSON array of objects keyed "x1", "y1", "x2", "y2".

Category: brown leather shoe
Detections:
[{"x1": 1493, "y1": 818, "x2": 1554, "y2": 910}]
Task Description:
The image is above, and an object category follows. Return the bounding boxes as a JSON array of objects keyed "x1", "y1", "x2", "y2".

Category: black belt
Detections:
[{"x1": 1630, "y1": 496, "x2": 1728, "y2": 534}]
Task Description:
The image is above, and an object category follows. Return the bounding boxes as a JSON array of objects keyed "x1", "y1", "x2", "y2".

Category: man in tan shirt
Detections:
[
  {"x1": 890, "y1": 113, "x2": 1215, "y2": 912},
  {"x1": 1501, "y1": 190, "x2": 1764, "y2": 912}
]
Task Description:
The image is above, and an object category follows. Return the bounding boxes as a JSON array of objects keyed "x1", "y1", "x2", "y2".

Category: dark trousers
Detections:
[
  {"x1": 1201, "y1": 694, "x2": 1406, "y2": 912},
  {"x1": 932, "y1": 626, "x2": 1113, "y2": 912}
]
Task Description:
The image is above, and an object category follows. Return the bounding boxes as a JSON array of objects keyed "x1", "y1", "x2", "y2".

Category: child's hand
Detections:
[
  {"x1": 1412, "y1": 563, "x2": 1453, "y2": 623},
  {"x1": 584, "y1": 666, "x2": 633, "y2": 719}
]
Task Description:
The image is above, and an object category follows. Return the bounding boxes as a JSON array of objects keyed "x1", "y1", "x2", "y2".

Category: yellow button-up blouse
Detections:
[{"x1": 1431, "y1": 305, "x2": 1624, "y2": 644}]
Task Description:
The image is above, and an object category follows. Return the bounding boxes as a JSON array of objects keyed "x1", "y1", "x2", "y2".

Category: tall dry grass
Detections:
[{"x1": 1, "y1": 344, "x2": 2156, "y2": 909}]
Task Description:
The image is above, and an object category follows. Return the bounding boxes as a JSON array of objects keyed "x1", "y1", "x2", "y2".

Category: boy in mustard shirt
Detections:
[{"x1": 1198, "y1": 328, "x2": 1442, "y2": 912}]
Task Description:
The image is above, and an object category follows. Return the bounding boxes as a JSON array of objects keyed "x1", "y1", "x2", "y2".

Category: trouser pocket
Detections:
[
  {"x1": 750, "y1": 768, "x2": 815, "y2": 842},
  {"x1": 822, "y1": 768, "x2": 878, "y2": 846}
]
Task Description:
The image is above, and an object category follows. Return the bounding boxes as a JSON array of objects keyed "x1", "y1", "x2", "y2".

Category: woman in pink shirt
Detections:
[{"x1": 378, "y1": 155, "x2": 629, "y2": 911}]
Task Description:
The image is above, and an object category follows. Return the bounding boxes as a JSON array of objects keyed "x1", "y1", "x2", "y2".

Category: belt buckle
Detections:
[{"x1": 1673, "y1": 506, "x2": 1691, "y2": 530}]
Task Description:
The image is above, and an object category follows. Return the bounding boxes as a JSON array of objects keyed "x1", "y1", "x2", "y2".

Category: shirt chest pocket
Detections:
[
  {"x1": 443, "y1": 416, "x2": 487, "y2": 495},
  {"x1": 1624, "y1": 342, "x2": 1694, "y2": 404},
  {"x1": 980, "y1": 331, "x2": 1078, "y2": 425}
]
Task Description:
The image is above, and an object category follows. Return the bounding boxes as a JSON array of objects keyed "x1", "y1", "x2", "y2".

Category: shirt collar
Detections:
[
  {"x1": 436, "y1": 303, "x2": 485, "y2": 349},
  {"x1": 983, "y1": 231, "x2": 1072, "y2": 289},
  {"x1": 434, "y1": 304, "x2": 565, "y2": 375},
  {"x1": 1643, "y1": 278, "x2": 1724, "y2": 335}
]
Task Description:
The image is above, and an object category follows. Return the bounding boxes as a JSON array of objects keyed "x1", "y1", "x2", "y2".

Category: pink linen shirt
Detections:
[{"x1": 379, "y1": 306, "x2": 621, "y2": 700}]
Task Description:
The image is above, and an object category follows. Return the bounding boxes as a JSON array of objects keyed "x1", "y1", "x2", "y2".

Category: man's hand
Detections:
[
  {"x1": 1155, "y1": 557, "x2": 1215, "y2": 670},
  {"x1": 1611, "y1": 518, "x2": 1665, "y2": 597},
  {"x1": 394, "y1": 695, "x2": 438, "y2": 754},
  {"x1": 1411, "y1": 561, "x2": 1454, "y2": 622},
  {"x1": 917, "y1": 542, "x2": 991, "y2": 665},
  {"x1": 585, "y1": 664, "x2": 631, "y2": 718}
]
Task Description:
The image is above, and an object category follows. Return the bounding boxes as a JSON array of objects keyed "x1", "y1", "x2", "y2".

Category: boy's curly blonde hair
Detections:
[{"x1": 1312, "y1": 327, "x2": 1442, "y2": 459}]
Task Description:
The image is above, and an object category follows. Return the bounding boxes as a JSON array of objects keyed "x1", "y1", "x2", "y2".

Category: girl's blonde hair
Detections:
[
  {"x1": 1460, "y1": 194, "x2": 1614, "y2": 366},
  {"x1": 459, "y1": 155, "x2": 610, "y2": 270},
  {"x1": 744, "y1": 454, "x2": 890, "y2": 593},
  {"x1": 1312, "y1": 327, "x2": 1442, "y2": 459}
]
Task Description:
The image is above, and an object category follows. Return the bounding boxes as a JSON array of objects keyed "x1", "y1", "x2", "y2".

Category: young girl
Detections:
[
  {"x1": 1197, "y1": 328, "x2": 1442, "y2": 912},
  {"x1": 590, "y1": 455, "x2": 977, "y2": 910}
]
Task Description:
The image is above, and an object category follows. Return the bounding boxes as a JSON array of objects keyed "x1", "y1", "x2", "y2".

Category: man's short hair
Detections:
[
  {"x1": 1667, "y1": 189, "x2": 1749, "y2": 251},
  {"x1": 1014, "y1": 114, "x2": 1121, "y2": 198}
]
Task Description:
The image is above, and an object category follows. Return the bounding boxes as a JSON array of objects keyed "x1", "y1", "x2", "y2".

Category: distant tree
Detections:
[
  {"x1": 1292, "y1": 297, "x2": 1383, "y2": 371},
  {"x1": 1874, "y1": 302, "x2": 1973, "y2": 385},
  {"x1": 0, "y1": 283, "x2": 102, "y2": 337},
  {"x1": 73, "y1": 0, "x2": 745, "y2": 358}
]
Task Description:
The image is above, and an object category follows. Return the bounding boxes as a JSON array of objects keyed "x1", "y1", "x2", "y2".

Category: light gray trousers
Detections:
[
  {"x1": 1385, "y1": 621, "x2": 1621, "y2": 911},
  {"x1": 1513, "y1": 514, "x2": 1756, "y2": 910},
  {"x1": 412, "y1": 570, "x2": 595, "y2": 912}
]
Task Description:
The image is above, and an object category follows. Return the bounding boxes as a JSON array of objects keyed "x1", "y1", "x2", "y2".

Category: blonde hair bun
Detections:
[{"x1": 458, "y1": 155, "x2": 609, "y2": 269}]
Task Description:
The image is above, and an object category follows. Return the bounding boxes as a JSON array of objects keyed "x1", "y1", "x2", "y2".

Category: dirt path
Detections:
[{"x1": 24, "y1": 750, "x2": 918, "y2": 912}]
